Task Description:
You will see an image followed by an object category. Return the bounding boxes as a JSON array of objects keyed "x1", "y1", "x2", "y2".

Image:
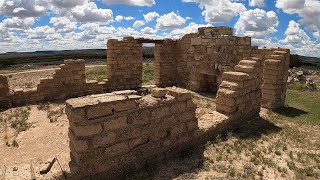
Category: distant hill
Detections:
[
  {"x1": 300, "y1": 55, "x2": 320, "y2": 65},
  {"x1": 0, "y1": 47, "x2": 155, "y2": 69}
]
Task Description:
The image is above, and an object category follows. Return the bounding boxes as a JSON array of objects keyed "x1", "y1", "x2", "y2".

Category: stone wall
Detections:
[
  {"x1": 0, "y1": 60, "x2": 105, "y2": 107},
  {"x1": 216, "y1": 57, "x2": 263, "y2": 120},
  {"x1": 66, "y1": 88, "x2": 198, "y2": 178},
  {"x1": 154, "y1": 39, "x2": 178, "y2": 87},
  {"x1": 107, "y1": 37, "x2": 142, "y2": 90},
  {"x1": 262, "y1": 49, "x2": 290, "y2": 109}
]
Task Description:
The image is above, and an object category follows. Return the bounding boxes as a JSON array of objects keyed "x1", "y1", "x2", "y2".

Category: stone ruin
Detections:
[{"x1": 0, "y1": 26, "x2": 290, "y2": 179}]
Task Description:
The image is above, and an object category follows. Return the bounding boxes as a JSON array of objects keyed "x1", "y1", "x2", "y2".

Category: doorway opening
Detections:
[{"x1": 142, "y1": 43, "x2": 155, "y2": 85}]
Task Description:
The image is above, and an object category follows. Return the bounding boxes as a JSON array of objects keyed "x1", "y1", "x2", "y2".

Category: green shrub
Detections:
[{"x1": 290, "y1": 55, "x2": 302, "y2": 68}]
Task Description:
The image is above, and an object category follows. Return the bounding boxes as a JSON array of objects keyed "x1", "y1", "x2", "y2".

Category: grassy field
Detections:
[
  {"x1": 129, "y1": 89, "x2": 320, "y2": 179},
  {"x1": 85, "y1": 63, "x2": 154, "y2": 84}
]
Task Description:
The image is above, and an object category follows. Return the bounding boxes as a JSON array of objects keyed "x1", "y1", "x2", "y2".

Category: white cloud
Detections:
[
  {"x1": 141, "y1": 27, "x2": 157, "y2": 34},
  {"x1": 115, "y1": 15, "x2": 134, "y2": 22},
  {"x1": 50, "y1": 17, "x2": 77, "y2": 33},
  {"x1": 143, "y1": 12, "x2": 159, "y2": 22},
  {"x1": 281, "y1": 20, "x2": 313, "y2": 45},
  {"x1": 313, "y1": 31, "x2": 320, "y2": 41},
  {"x1": 276, "y1": 0, "x2": 320, "y2": 31},
  {"x1": 115, "y1": 15, "x2": 124, "y2": 22},
  {"x1": 71, "y1": 2, "x2": 113, "y2": 23},
  {"x1": 167, "y1": 22, "x2": 211, "y2": 39},
  {"x1": 156, "y1": 12, "x2": 186, "y2": 29},
  {"x1": 249, "y1": 0, "x2": 265, "y2": 7},
  {"x1": 2, "y1": 17, "x2": 35, "y2": 29},
  {"x1": 24, "y1": 25, "x2": 62, "y2": 41},
  {"x1": 0, "y1": 0, "x2": 48, "y2": 17},
  {"x1": 133, "y1": 20, "x2": 145, "y2": 28},
  {"x1": 51, "y1": 0, "x2": 87, "y2": 8},
  {"x1": 182, "y1": 0, "x2": 246, "y2": 23},
  {"x1": 234, "y1": 8, "x2": 279, "y2": 39},
  {"x1": 102, "y1": 0, "x2": 155, "y2": 7}
]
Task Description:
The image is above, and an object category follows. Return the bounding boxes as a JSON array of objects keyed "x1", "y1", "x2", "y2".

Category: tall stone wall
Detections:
[
  {"x1": 262, "y1": 49, "x2": 290, "y2": 109},
  {"x1": 216, "y1": 57, "x2": 263, "y2": 119},
  {"x1": 154, "y1": 39, "x2": 178, "y2": 87},
  {"x1": 107, "y1": 37, "x2": 143, "y2": 90},
  {"x1": 66, "y1": 88, "x2": 198, "y2": 178}
]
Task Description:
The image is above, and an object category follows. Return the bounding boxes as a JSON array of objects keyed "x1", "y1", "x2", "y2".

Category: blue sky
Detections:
[{"x1": 0, "y1": 0, "x2": 319, "y2": 57}]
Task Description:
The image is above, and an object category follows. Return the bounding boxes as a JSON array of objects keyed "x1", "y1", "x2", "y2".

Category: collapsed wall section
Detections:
[
  {"x1": 261, "y1": 49, "x2": 290, "y2": 109},
  {"x1": 107, "y1": 37, "x2": 143, "y2": 90},
  {"x1": 216, "y1": 57, "x2": 263, "y2": 120},
  {"x1": 0, "y1": 75, "x2": 10, "y2": 104},
  {"x1": 0, "y1": 60, "x2": 105, "y2": 107},
  {"x1": 66, "y1": 88, "x2": 198, "y2": 178}
]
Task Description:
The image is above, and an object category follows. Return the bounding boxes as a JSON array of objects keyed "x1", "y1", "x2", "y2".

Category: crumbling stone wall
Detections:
[
  {"x1": 262, "y1": 49, "x2": 290, "y2": 109},
  {"x1": 66, "y1": 88, "x2": 198, "y2": 178},
  {"x1": 0, "y1": 75, "x2": 9, "y2": 104},
  {"x1": 0, "y1": 60, "x2": 105, "y2": 107},
  {"x1": 107, "y1": 37, "x2": 143, "y2": 90},
  {"x1": 216, "y1": 57, "x2": 263, "y2": 119}
]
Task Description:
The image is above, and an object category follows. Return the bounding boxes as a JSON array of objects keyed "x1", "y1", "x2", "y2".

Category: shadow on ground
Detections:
[
  {"x1": 274, "y1": 106, "x2": 308, "y2": 118},
  {"x1": 126, "y1": 116, "x2": 282, "y2": 180}
]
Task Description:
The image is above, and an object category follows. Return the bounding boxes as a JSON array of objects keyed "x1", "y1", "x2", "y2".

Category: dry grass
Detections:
[{"x1": 129, "y1": 89, "x2": 320, "y2": 179}]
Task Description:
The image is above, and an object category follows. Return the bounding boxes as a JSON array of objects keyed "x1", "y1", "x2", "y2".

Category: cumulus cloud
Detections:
[
  {"x1": 234, "y1": 9, "x2": 279, "y2": 39},
  {"x1": 281, "y1": 20, "x2": 313, "y2": 45},
  {"x1": 167, "y1": 22, "x2": 211, "y2": 39},
  {"x1": 249, "y1": 0, "x2": 265, "y2": 7},
  {"x1": 276, "y1": 0, "x2": 320, "y2": 31},
  {"x1": 156, "y1": 12, "x2": 186, "y2": 29},
  {"x1": 133, "y1": 20, "x2": 145, "y2": 28},
  {"x1": 182, "y1": 0, "x2": 246, "y2": 23},
  {"x1": 71, "y1": 2, "x2": 113, "y2": 23},
  {"x1": 115, "y1": 15, "x2": 134, "y2": 22},
  {"x1": 102, "y1": 0, "x2": 155, "y2": 7},
  {"x1": 50, "y1": 17, "x2": 77, "y2": 33},
  {"x1": 51, "y1": 0, "x2": 87, "y2": 8},
  {"x1": 24, "y1": 25, "x2": 62, "y2": 41},
  {"x1": 143, "y1": 12, "x2": 159, "y2": 22},
  {"x1": 140, "y1": 27, "x2": 157, "y2": 34},
  {"x1": 0, "y1": 0, "x2": 48, "y2": 17},
  {"x1": 2, "y1": 17, "x2": 35, "y2": 29}
]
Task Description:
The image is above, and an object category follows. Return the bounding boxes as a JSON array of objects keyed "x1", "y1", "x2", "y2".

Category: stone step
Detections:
[
  {"x1": 273, "y1": 51, "x2": 287, "y2": 56},
  {"x1": 265, "y1": 59, "x2": 281, "y2": 66},
  {"x1": 222, "y1": 71, "x2": 250, "y2": 82},
  {"x1": 219, "y1": 81, "x2": 242, "y2": 90},
  {"x1": 234, "y1": 65, "x2": 256, "y2": 73},
  {"x1": 239, "y1": 60, "x2": 260, "y2": 67},
  {"x1": 266, "y1": 54, "x2": 284, "y2": 60}
]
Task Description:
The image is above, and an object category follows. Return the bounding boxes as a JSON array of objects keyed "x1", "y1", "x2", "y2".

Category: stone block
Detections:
[
  {"x1": 151, "y1": 88, "x2": 167, "y2": 98},
  {"x1": 72, "y1": 124, "x2": 102, "y2": 137},
  {"x1": 104, "y1": 116, "x2": 128, "y2": 130},
  {"x1": 93, "y1": 132, "x2": 117, "y2": 147}
]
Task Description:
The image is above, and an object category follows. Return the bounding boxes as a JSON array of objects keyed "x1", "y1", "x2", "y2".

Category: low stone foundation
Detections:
[{"x1": 65, "y1": 88, "x2": 232, "y2": 179}]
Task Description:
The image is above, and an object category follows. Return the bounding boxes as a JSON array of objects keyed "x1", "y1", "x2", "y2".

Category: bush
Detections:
[{"x1": 290, "y1": 55, "x2": 302, "y2": 68}]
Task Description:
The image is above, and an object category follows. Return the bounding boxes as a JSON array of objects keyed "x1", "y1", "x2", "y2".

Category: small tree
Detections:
[{"x1": 290, "y1": 54, "x2": 302, "y2": 68}]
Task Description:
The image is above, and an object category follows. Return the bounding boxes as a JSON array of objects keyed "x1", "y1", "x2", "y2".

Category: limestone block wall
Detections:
[
  {"x1": 175, "y1": 27, "x2": 256, "y2": 90},
  {"x1": 107, "y1": 37, "x2": 143, "y2": 90},
  {"x1": 261, "y1": 49, "x2": 290, "y2": 109},
  {"x1": 66, "y1": 88, "x2": 198, "y2": 178},
  {"x1": 154, "y1": 39, "x2": 178, "y2": 87},
  {"x1": 216, "y1": 57, "x2": 263, "y2": 119},
  {"x1": 0, "y1": 60, "x2": 105, "y2": 107}
]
